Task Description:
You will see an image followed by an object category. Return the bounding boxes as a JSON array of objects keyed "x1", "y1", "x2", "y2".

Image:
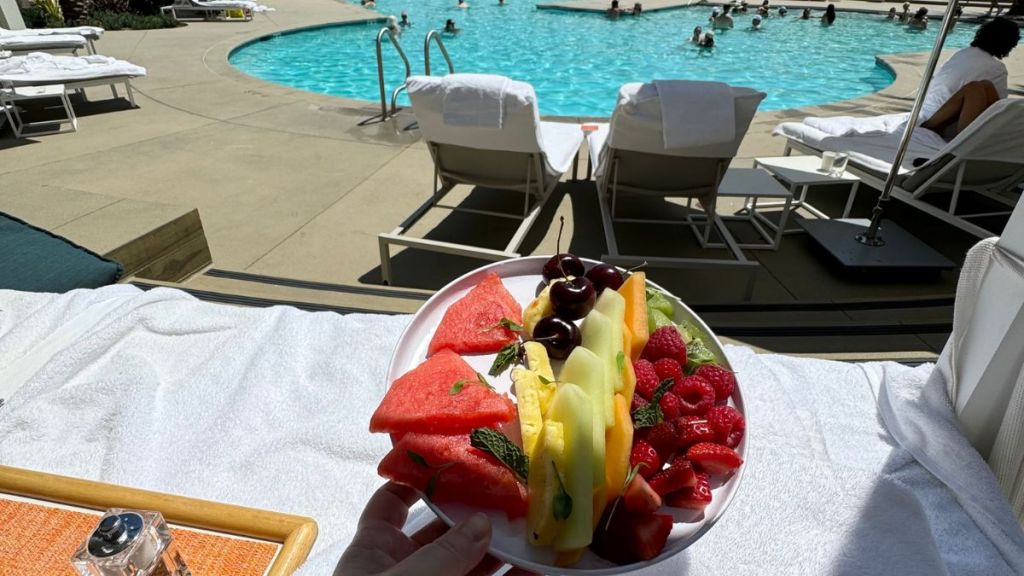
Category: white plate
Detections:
[{"x1": 385, "y1": 257, "x2": 747, "y2": 575}]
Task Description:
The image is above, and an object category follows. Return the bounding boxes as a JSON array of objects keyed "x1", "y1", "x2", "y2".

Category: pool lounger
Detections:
[
  {"x1": 0, "y1": 34, "x2": 88, "y2": 55},
  {"x1": 585, "y1": 81, "x2": 766, "y2": 275},
  {"x1": 378, "y1": 73, "x2": 584, "y2": 285},
  {"x1": 774, "y1": 99, "x2": 1024, "y2": 238},
  {"x1": 160, "y1": 0, "x2": 260, "y2": 21},
  {"x1": 0, "y1": 53, "x2": 146, "y2": 110},
  {"x1": 0, "y1": 26, "x2": 103, "y2": 54}
]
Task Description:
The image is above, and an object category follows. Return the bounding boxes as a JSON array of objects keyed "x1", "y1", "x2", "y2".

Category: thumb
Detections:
[{"x1": 392, "y1": 513, "x2": 492, "y2": 576}]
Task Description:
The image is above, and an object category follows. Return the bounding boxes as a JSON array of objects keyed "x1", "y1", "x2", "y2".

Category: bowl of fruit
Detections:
[{"x1": 369, "y1": 254, "x2": 746, "y2": 574}]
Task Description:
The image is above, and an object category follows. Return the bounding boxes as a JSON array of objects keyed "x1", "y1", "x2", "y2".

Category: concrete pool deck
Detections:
[{"x1": 2, "y1": 0, "x2": 1022, "y2": 355}]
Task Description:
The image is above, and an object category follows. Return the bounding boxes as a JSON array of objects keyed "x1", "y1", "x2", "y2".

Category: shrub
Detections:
[
  {"x1": 33, "y1": 0, "x2": 66, "y2": 26},
  {"x1": 20, "y1": 5, "x2": 53, "y2": 27},
  {"x1": 91, "y1": 0, "x2": 129, "y2": 13},
  {"x1": 81, "y1": 10, "x2": 182, "y2": 29},
  {"x1": 129, "y1": 0, "x2": 167, "y2": 16}
]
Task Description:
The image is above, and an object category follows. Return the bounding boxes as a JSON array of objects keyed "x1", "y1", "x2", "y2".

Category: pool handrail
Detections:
[
  {"x1": 374, "y1": 27, "x2": 412, "y2": 120},
  {"x1": 423, "y1": 30, "x2": 455, "y2": 77}
]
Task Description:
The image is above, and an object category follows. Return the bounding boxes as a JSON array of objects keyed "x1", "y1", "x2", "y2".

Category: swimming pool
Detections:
[{"x1": 229, "y1": 3, "x2": 975, "y2": 116}]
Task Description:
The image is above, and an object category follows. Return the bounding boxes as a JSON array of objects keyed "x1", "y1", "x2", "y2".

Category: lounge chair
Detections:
[
  {"x1": 160, "y1": 0, "x2": 264, "y2": 20},
  {"x1": 377, "y1": 73, "x2": 584, "y2": 284},
  {"x1": 0, "y1": 26, "x2": 102, "y2": 53},
  {"x1": 0, "y1": 53, "x2": 146, "y2": 108},
  {"x1": 586, "y1": 80, "x2": 766, "y2": 270},
  {"x1": 0, "y1": 33, "x2": 87, "y2": 55},
  {"x1": 774, "y1": 99, "x2": 1024, "y2": 238}
]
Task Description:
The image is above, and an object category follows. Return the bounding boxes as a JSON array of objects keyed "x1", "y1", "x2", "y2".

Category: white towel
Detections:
[
  {"x1": 0, "y1": 52, "x2": 145, "y2": 85},
  {"x1": 804, "y1": 113, "x2": 909, "y2": 137},
  {"x1": 652, "y1": 79, "x2": 734, "y2": 149},
  {"x1": 0, "y1": 34, "x2": 87, "y2": 49},
  {"x1": 440, "y1": 73, "x2": 508, "y2": 129},
  {"x1": 0, "y1": 286, "x2": 1019, "y2": 575},
  {"x1": 194, "y1": 0, "x2": 275, "y2": 12}
]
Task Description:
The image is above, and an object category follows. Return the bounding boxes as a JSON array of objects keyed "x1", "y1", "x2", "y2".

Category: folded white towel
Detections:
[
  {"x1": 194, "y1": 0, "x2": 275, "y2": 11},
  {"x1": 0, "y1": 26, "x2": 103, "y2": 38},
  {"x1": 0, "y1": 52, "x2": 145, "y2": 84},
  {"x1": 652, "y1": 79, "x2": 734, "y2": 149},
  {"x1": 441, "y1": 73, "x2": 509, "y2": 129},
  {"x1": 804, "y1": 113, "x2": 909, "y2": 137},
  {"x1": 0, "y1": 34, "x2": 87, "y2": 49}
]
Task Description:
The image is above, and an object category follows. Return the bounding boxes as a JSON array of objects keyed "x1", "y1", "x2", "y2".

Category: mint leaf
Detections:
[
  {"x1": 407, "y1": 450, "x2": 429, "y2": 468},
  {"x1": 604, "y1": 463, "x2": 646, "y2": 531},
  {"x1": 449, "y1": 380, "x2": 466, "y2": 395},
  {"x1": 551, "y1": 461, "x2": 572, "y2": 521},
  {"x1": 476, "y1": 372, "x2": 495, "y2": 391},
  {"x1": 481, "y1": 317, "x2": 524, "y2": 333},
  {"x1": 616, "y1": 351, "x2": 626, "y2": 374},
  {"x1": 424, "y1": 462, "x2": 454, "y2": 500},
  {"x1": 631, "y1": 378, "x2": 673, "y2": 428},
  {"x1": 470, "y1": 427, "x2": 529, "y2": 480},
  {"x1": 488, "y1": 341, "x2": 523, "y2": 376}
]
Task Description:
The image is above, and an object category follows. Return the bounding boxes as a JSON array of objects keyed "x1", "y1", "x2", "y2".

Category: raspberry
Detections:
[
  {"x1": 672, "y1": 375, "x2": 715, "y2": 416},
  {"x1": 674, "y1": 415, "x2": 716, "y2": 449},
  {"x1": 630, "y1": 394, "x2": 649, "y2": 414},
  {"x1": 645, "y1": 422, "x2": 678, "y2": 460},
  {"x1": 659, "y1": 392, "x2": 682, "y2": 421},
  {"x1": 630, "y1": 440, "x2": 662, "y2": 479},
  {"x1": 706, "y1": 405, "x2": 745, "y2": 448},
  {"x1": 687, "y1": 442, "x2": 743, "y2": 475},
  {"x1": 633, "y1": 359, "x2": 659, "y2": 401},
  {"x1": 641, "y1": 326, "x2": 687, "y2": 367},
  {"x1": 647, "y1": 459, "x2": 696, "y2": 496},
  {"x1": 695, "y1": 364, "x2": 736, "y2": 403},
  {"x1": 653, "y1": 358, "x2": 684, "y2": 389}
]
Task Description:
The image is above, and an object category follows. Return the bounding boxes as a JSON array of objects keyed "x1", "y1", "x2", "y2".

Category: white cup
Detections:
[{"x1": 820, "y1": 151, "x2": 837, "y2": 173}]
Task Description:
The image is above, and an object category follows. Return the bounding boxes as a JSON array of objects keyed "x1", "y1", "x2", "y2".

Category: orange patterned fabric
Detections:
[{"x1": 0, "y1": 499, "x2": 279, "y2": 576}]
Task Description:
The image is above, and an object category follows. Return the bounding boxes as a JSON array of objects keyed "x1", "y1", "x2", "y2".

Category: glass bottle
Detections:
[{"x1": 71, "y1": 508, "x2": 191, "y2": 576}]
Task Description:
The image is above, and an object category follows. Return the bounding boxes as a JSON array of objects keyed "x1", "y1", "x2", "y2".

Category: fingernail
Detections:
[{"x1": 464, "y1": 512, "x2": 490, "y2": 540}]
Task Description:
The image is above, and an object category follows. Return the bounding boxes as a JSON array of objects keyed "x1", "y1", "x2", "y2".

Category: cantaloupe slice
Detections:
[
  {"x1": 619, "y1": 272, "x2": 650, "y2": 360},
  {"x1": 605, "y1": 393, "x2": 634, "y2": 503}
]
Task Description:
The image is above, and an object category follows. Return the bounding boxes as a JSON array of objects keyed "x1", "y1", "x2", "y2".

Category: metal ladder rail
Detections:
[
  {"x1": 374, "y1": 27, "x2": 413, "y2": 120},
  {"x1": 423, "y1": 30, "x2": 455, "y2": 76}
]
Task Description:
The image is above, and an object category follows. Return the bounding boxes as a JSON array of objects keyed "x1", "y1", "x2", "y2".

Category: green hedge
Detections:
[{"x1": 81, "y1": 10, "x2": 182, "y2": 29}]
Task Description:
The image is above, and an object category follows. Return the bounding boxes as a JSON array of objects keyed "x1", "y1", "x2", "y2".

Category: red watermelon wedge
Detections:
[
  {"x1": 428, "y1": 272, "x2": 522, "y2": 356},
  {"x1": 370, "y1": 349, "x2": 515, "y2": 434},
  {"x1": 378, "y1": 432, "x2": 528, "y2": 518}
]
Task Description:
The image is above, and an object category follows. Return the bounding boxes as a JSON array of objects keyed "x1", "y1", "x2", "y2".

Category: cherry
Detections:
[
  {"x1": 542, "y1": 253, "x2": 585, "y2": 282},
  {"x1": 550, "y1": 276, "x2": 596, "y2": 320},
  {"x1": 532, "y1": 315, "x2": 581, "y2": 359},
  {"x1": 586, "y1": 263, "x2": 624, "y2": 295}
]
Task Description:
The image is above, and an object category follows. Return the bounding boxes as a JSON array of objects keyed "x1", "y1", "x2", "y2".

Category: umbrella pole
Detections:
[{"x1": 856, "y1": 0, "x2": 963, "y2": 246}]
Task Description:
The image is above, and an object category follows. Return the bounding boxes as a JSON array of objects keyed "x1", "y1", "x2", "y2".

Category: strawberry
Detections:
[
  {"x1": 647, "y1": 458, "x2": 696, "y2": 496},
  {"x1": 696, "y1": 364, "x2": 737, "y2": 403},
  {"x1": 623, "y1": 473, "x2": 662, "y2": 514},
  {"x1": 674, "y1": 415, "x2": 716, "y2": 449},
  {"x1": 630, "y1": 440, "x2": 662, "y2": 479},
  {"x1": 706, "y1": 405, "x2": 745, "y2": 448},
  {"x1": 653, "y1": 358, "x2": 684, "y2": 389},
  {"x1": 672, "y1": 375, "x2": 715, "y2": 416},
  {"x1": 633, "y1": 359, "x2": 660, "y2": 401},
  {"x1": 645, "y1": 422, "x2": 678, "y2": 460},
  {"x1": 641, "y1": 326, "x2": 687, "y2": 367},
  {"x1": 592, "y1": 508, "x2": 673, "y2": 564},
  {"x1": 687, "y1": 442, "x2": 743, "y2": 475},
  {"x1": 659, "y1": 392, "x2": 682, "y2": 421},
  {"x1": 665, "y1": 472, "x2": 712, "y2": 510}
]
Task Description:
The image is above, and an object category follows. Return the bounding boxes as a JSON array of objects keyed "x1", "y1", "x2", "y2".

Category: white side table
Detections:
[
  {"x1": 0, "y1": 84, "x2": 77, "y2": 138},
  {"x1": 752, "y1": 155, "x2": 861, "y2": 235},
  {"x1": 701, "y1": 167, "x2": 794, "y2": 250}
]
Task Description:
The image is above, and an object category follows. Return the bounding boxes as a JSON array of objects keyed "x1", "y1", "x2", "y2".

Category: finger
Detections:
[
  {"x1": 390, "y1": 513, "x2": 491, "y2": 576},
  {"x1": 464, "y1": 553, "x2": 503, "y2": 576},
  {"x1": 357, "y1": 482, "x2": 420, "y2": 530},
  {"x1": 410, "y1": 518, "x2": 449, "y2": 546}
]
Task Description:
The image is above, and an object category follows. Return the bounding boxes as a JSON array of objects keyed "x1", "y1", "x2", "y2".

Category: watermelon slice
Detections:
[
  {"x1": 428, "y1": 272, "x2": 523, "y2": 356},
  {"x1": 370, "y1": 349, "x2": 516, "y2": 434},
  {"x1": 378, "y1": 432, "x2": 528, "y2": 518}
]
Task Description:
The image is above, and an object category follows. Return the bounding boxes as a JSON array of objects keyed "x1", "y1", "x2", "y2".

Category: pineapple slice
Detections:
[
  {"x1": 522, "y1": 285, "x2": 554, "y2": 338},
  {"x1": 527, "y1": 420, "x2": 566, "y2": 547}
]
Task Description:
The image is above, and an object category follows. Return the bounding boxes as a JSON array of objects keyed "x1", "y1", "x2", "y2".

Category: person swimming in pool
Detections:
[
  {"x1": 709, "y1": 6, "x2": 720, "y2": 22},
  {"x1": 700, "y1": 29, "x2": 716, "y2": 47},
  {"x1": 778, "y1": 5, "x2": 787, "y2": 16},
  {"x1": 821, "y1": 3, "x2": 836, "y2": 25},
  {"x1": 444, "y1": 18, "x2": 460, "y2": 33},
  {"x1": 751, "y1": 13, "x2": 763, "y2": 29},
  {"x1": 386, "y1": 15, "x2": 401, "y2": 36},
  {"x1": 908, "y1": 7, "x2": 928, "y2": 28},
  {"x1": 886, "y1": 7, "x2": 897, "y2": 19},
  {"x1": 608, "y1": 0, "x2": 622, "y2": 18},
  {"x1": 457, "y1": 0, "x2": 469, "y2": 8},
  {"x1": 400, "y1": 10, "x2": 411, "y2": 26},
  {"x1": 800, "y1": 7, "x2": 811, "y2": 19},
  {"x1": 713, "y1": 4, "x2": 734, "y2": 28},
  {"x1": 632, "y1": 2, "x2": 643, "y2": 14},
  {"x1": 691, "y1": 25, "x2": 704, "y2": 42},
  {"x1": 361, "y1": 0, "x2": 376, "y2": 8},
  {"x1": 737, "y1": 0, "x2": 748, "y2": 12},
  {"x1": 899, "y1": 2, "x2": 911, "y2": 22}
]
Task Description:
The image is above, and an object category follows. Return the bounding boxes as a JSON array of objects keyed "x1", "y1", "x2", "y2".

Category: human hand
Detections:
[{"x1": 335, "y1": 482, "x2": 539, "y2": 576}]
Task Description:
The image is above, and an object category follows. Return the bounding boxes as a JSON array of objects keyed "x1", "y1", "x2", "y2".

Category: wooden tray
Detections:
[{"x1": 0, "y1": 465, "x2": 317, "y2": 576}]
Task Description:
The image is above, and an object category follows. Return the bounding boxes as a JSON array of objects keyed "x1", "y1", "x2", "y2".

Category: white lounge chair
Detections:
[
  {"x1": 0, "y1": 26, "x2": 103, "y2": 53},
  {"x1": 0, "y1": 53, "x2": 146, "y2": 108},
  {"x1": 586, "y1": 80, "x2": 766, "y2": 271},
  {"x1": 377, "y1": 73, "x2": 584, "y2": 284},
  {"x1": 160, "y1": 0, "x2": 261, "y2": 20},
  {"x1": 0, "y1": 33, "x2": 87, "y2": 55},
  {"x1": 774, "y1": 99, "x2": 1024, "y2": 238}
]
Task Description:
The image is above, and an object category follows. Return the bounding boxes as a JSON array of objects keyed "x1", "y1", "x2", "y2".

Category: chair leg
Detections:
[{"x1": 379, "y1": 237, "x2": 393, "y2": 285}]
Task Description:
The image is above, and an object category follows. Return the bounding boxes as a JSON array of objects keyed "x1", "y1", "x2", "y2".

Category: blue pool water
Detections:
[{"x1": 229, "y1": 3, "x2": 975, "y2": 116}]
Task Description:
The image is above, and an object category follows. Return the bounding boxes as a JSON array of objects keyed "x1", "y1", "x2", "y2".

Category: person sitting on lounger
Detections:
[
  {"x1": 400, "y1": 11, "x2": 411, "y2": 26},
  {"x1": 920, "y1": 17, "x2": 1020, "y2": 138},
  {"x1": 899, "y1": 2, "x2": 911, "y2": 22},
  {"x1": 886, "y1": 7, "x2": 897, "y2": 19},
  {"x1": 713, "y1": 4, "x2": 735, "y2": 28},
  {"x1": 691, "y1": 25, "x2": 704, "y2": 42},
  {"x1": 751, "y1": 13, "x2": 763, "y2": 29},
  {"x1": 444, "y1": 18, "x2": 461, "y2": 33},
  {"x1": 908, "y1": 7, "x2": 928, "y2": 28},
  {"x1": 821, "y1": 3, "x2": 836, "y2": 25},
  {"x1": 800, "y1": 7, "x2": 811, "y2": 19}
]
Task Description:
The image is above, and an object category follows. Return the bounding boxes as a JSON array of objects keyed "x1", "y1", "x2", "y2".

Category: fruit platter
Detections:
[{"x1": 370, "y1": 255, "x2": 747, "y2": 574}]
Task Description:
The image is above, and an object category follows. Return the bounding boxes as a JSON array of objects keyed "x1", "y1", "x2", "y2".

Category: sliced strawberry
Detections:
[
  {"x1": 665, "y1": 472, "x2": 712, "y2": 510},
  {"x1": 705, "y1": 405, "x2": 745, "y2": 448},
  {"x1": 623, "y1": 473, "x2": 662, "y2": 514},
  {"x1": 672, "y1": 375, "x2": 715, "y2": 416},
  {"x1": 647, "y1": 459, "x2": 696, "y2": 496},
  {"x1": 645, "y1": 422, "x2": 678, "y2": 460},
  {"x1": 592, "y1": 508, "x2": 673, "y2": 564},
  {"x1": 673, "y1": 415, "x2": 716, "y2": 449},
  {"x1": 630, "y1": 440, "x2": 662, "y2": 479},
  {"x1": 687, "y1": 442, "x2": 743, "y2": 475}
]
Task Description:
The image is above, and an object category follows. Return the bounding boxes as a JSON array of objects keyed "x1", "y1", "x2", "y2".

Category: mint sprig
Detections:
[
  {"x1": 631, "y1": 378, "x2": 674, "y2": 428},
  {"x1": 470, "y1": 427, "x2": 529, "y2": 480},
  {"x1": 488, "y1": 341, "x2": 524, "y2": 376},
  {"x1": 551, "y1": 461, "x2": 572, "y2": 521}
]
